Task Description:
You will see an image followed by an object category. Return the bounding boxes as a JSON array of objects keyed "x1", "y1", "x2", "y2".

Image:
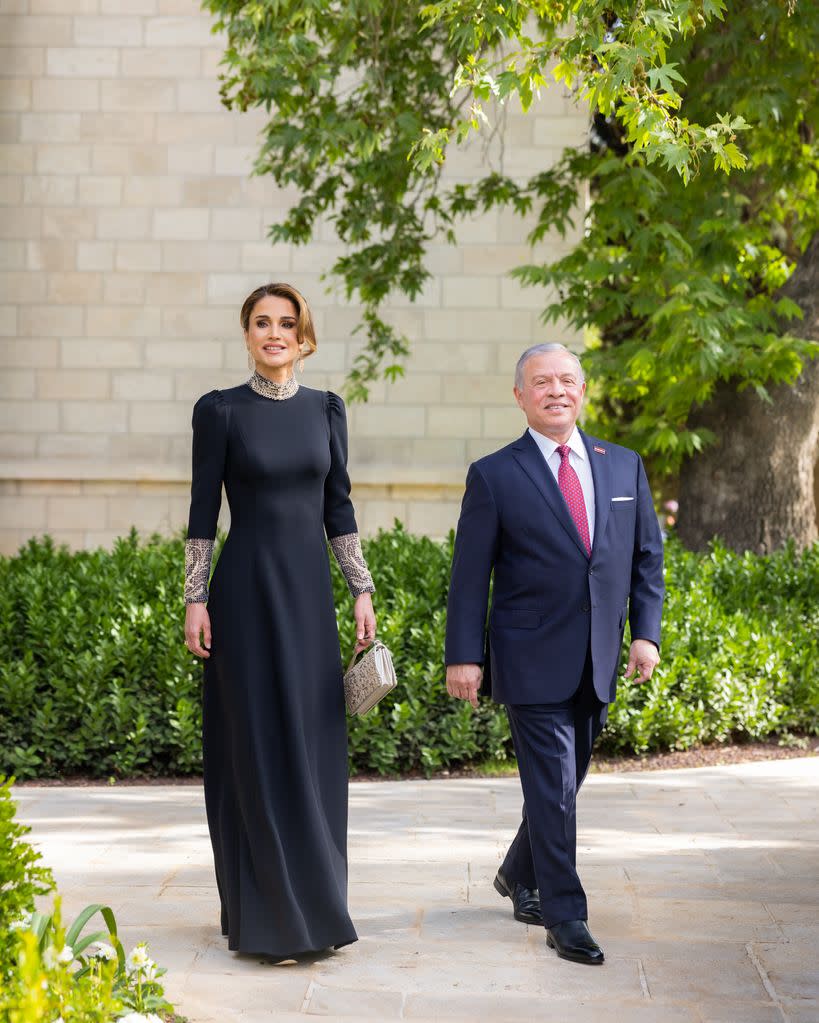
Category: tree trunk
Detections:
[{"x1": 678, "y1": 231, "x2": 819, "y2": 552}]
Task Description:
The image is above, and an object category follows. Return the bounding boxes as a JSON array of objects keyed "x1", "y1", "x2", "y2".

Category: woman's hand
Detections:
[
  {"x1": 185, "y1": 602, "x2": 212, "y2": 658},
  {"x1": 353, "y1": 592, "x2": 376, "y2": 653}
]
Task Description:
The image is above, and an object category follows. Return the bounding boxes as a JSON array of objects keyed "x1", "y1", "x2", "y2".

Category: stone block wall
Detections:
[{"x1": 0, "y1": 0, "x2": 589, "y2": 553}]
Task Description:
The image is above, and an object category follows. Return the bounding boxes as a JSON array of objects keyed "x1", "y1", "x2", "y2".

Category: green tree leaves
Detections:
[
  {"x1": 203, "y1": 0, "x2": 760, "y2": 398},
  {"x1": 417, "y1": 0, "x2": 746, "y2": 181},
  {"x1": 203, "y1": 0, "x2": 462, "y2": 398},
  {"x1": 204, "y1": 0, "x2": 819, "y2": 472}
]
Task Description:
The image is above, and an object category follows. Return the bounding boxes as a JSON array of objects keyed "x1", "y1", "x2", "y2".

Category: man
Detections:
[{"x1": 445, "y1": 343, "x2": 664, "y2": 965}]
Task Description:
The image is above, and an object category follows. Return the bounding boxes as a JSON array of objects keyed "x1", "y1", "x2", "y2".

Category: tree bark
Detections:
[{"x1": 678, "y1": 231, "x2": 819, "y2": 552}]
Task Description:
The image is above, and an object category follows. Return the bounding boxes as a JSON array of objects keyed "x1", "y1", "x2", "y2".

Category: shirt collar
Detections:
[{"x1": 528, "y1": 425, "x2": 586, "y2": 462}]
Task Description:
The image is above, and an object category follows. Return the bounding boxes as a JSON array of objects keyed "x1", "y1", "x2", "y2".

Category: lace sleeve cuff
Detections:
[
  {"x1": 185, "y1": 538, "x2": 214, "y2": 604},
  {"x1": 329, "y1": 532, "x2": 375, "y2": 598}
]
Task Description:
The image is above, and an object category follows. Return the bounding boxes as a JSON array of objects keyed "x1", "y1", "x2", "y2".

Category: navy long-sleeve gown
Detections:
[{"x1": 187, "y1": 382, "x2": 359, "y2": 957}]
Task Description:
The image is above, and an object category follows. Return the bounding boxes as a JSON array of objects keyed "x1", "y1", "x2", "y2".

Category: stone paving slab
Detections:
[{"x1": 13, "y1": 757, "x2": 818, "y2": 1023}]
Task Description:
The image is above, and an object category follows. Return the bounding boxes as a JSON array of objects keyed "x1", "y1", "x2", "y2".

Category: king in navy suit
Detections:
[{"x1": 445, "y1": 343, "x2": 664, "y2": 965}]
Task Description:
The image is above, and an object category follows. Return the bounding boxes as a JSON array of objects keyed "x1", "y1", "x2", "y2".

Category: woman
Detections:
[{"x1": 183, "y1": 282, "x2": 376, "y2": 959}]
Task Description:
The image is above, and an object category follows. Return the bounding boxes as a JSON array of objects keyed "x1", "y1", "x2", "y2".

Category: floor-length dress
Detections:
[{"x1": 185, "y1": 374, "x2": 373, "y2": 957}]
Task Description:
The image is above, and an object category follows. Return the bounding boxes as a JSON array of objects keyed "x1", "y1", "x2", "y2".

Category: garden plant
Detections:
[
  {"x1": 0, "y1": 778, "x2": 175, "y2": 1023},
  {"x1": 0, "y1": 525, "x2": 816, "y2": 781}
]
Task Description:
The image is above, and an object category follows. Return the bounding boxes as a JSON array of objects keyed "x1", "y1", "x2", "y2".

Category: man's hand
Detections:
[
  {"x1": 446, "y1": 663, "x2": 483, "y2": 709},
  {"x1": 624, "y1": 639, "x2": 660, "y2": 684}
]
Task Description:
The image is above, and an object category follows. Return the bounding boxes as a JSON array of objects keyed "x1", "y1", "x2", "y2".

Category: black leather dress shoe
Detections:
[
  {"x1": 493, "y1": 869, "x2": 543, "y2": 925},
  {"x1": 546, "y1": 919, "x2": 604, "y2": 965}
]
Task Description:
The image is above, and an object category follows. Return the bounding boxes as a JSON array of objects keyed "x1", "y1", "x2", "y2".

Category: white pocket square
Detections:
[{"x1": 611, "y1": 496, "x2": 635, "y2": 502}]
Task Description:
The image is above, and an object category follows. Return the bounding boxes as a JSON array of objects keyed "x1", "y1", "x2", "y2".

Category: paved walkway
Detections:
[{"x1": 14, "y1": 758, "x2": 818, "y2": 1023}]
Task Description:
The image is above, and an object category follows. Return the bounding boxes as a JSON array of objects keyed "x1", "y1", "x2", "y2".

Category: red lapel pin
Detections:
[{"x1": 593, "y1": 446, "x2": 606, "y2": 454}]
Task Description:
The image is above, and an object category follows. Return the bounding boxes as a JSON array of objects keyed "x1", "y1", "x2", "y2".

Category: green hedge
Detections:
[{"x1": 0, "y1": 526, "x2": 816, "y2": 779}]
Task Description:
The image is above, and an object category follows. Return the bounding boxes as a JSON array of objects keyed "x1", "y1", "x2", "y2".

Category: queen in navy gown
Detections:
[{"x1": 183, "y1": 282, "x2": 376, "y2": 958}]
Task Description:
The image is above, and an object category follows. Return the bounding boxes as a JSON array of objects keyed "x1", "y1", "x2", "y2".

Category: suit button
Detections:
[{"x1": 581, "y1": 602, "x2": 590, "y2": 613}]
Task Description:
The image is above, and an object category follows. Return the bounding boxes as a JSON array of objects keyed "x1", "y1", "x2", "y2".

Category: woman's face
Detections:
[{"x1": 245, "y1": 294, "x2": 300, "y2": 379}]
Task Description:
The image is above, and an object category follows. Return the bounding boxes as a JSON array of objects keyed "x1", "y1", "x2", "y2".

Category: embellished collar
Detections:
[{"x1": 247, "y1": 370, "x2": 299, "y2": 401}]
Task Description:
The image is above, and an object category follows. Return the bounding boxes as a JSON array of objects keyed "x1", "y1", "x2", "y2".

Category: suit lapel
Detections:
[
  {"x1": 511, "y1": 431, "x2": 588, "y2": 557},
  {"x1": 581, "y1": 429, "x2": 612, "y2": 555}
]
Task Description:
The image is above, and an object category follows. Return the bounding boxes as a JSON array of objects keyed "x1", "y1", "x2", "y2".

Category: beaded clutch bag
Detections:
[{"x1": 343, "y1": 641, "x2": 397, "y2": 716}]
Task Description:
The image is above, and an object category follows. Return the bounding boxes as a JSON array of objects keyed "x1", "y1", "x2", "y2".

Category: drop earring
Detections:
[
  {"x1": 247, "y1": 349, "x2": 254, "y2": 372},
  {"x1": 297, "y1": 348, "x2": 305, "y2": 374}
]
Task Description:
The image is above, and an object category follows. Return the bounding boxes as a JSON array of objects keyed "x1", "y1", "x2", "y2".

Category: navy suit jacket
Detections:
[{"x1": 445, "y1": 428, "x2": 664, "y2": 705}]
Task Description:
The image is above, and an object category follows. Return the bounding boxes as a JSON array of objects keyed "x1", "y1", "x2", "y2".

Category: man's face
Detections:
[{"x1": 514, "y1": 351, "x2": 585, "y2": 443}]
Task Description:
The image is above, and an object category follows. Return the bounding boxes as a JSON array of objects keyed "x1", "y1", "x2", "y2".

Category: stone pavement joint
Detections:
[
  {"x1": 14, "y1": 758, "x2": 819, "y2": 1023},
  {"x1": 745, "y1": 942, "x2": 787, "y2": 1021}
]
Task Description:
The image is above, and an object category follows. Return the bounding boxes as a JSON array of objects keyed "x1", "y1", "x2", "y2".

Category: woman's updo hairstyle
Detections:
[{"x1": 240, "y1": 282, "x2": 317, "y2": 359}]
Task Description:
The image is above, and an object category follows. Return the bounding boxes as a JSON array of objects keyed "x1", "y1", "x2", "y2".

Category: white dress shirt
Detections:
[{"x1": 528, "y1": 425, "x2": 596, "y2": 546}]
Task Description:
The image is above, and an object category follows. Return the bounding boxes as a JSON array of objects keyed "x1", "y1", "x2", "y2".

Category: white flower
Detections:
[
  {"x1": 125, "y1": 943, "x2": 153, "y2": 973},
  {"x1": 118, "y1": 1013, "x2": 163, "y2": 1023},
  {"x1": 56, "y1": 945, "x2": 74, "y2": 965},
  {"x1": 9, "y1": 911, "x2": 32, "y2": 932},
  {"x1": 53, "y1": 1017, "x2": 65, "y2": 1023},
  {"x1": 88, "y1": 941, "x2": 117, "y2": 961},
  {"x1": 43, "y1": 944, "x2": 73, "y2": 969}
]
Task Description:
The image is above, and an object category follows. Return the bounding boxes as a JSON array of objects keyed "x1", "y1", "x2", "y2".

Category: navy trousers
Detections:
[{"x1": 500, "y1": 655, "x2": 608, "y2": 928}]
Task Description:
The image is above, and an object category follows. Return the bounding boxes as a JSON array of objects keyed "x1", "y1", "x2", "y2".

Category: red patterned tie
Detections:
[{"x1": 557, "y1": 444, "x2": 591, "y2": 556}]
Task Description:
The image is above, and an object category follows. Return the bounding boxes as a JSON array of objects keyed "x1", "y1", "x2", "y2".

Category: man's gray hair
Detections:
[{"x1": 514, "y1": 343, "x2": 585, "y2": 390}]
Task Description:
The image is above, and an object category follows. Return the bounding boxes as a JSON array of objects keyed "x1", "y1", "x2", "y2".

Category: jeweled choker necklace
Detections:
[{"x1": 247, "y1": 370, "x2": 299, "y2": 400}]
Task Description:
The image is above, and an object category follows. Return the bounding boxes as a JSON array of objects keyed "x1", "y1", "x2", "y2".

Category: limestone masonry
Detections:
[{"x1": 0, "y1": 1, "x2": 589, "y2": 553}]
